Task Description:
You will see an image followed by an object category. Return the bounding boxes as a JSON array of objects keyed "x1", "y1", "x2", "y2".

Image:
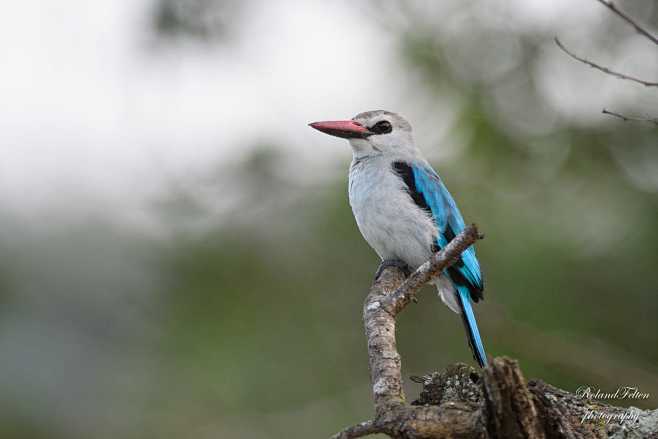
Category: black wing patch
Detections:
[{"x1": 391, "y1": 161, "x2": 432, "y2": 217}]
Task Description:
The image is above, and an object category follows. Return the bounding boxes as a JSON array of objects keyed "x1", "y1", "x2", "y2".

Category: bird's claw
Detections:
[{"x1": 374, "y1": 259, "x2": 411, "y2": 280}]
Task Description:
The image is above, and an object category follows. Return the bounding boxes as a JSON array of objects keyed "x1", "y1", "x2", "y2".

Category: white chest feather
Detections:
[{"x1": 348, "y1": 156, "x2": 438, "y2": 269}]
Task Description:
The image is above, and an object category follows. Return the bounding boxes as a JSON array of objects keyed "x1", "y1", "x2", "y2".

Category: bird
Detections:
[{"x1": 309, "y1": 110, "x2": 487, "y2": 368}]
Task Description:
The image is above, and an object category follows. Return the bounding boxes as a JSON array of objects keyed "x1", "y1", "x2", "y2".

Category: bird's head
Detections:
[{"x1": 309, "y1": 110, "x2": 416, "y2": 158}]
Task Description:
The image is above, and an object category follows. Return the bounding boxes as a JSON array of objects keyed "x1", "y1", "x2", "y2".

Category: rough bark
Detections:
[{"x1": 331, "y1": 225, "x2": 658, "y2": 439}]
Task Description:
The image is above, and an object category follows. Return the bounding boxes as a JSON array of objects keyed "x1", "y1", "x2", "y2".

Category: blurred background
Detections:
[{"x1": 0, "y1": 0, "x2": 657, "y2": 438}]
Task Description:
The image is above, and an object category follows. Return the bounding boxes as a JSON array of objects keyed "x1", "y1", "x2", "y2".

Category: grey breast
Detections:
[{"x1": 348, "y1": 157, "x2": 437, "y2": 267}]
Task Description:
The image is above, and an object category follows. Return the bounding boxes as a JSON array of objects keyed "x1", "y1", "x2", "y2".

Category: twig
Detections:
[
  {"x1": 602, "y1": 108, "x2": 658, "y2": 126},
  {"x1": 555, "y1": 38, "x2": 658, "y2": 87},
  {"x1": 381, "y1": 224, "x2": 482, "y2": 315},
  {"x1": 595, "y1": 0, "x2": 658, "y2": 46}
]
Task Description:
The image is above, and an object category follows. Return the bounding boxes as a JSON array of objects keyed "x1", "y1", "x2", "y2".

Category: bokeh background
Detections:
[{"x1": 1, "y1": 0, "x2": 657, "y2": 438}]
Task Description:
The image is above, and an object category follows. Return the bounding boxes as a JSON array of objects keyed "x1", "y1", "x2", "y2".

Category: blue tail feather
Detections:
[{"x1": 456, "y1": 284, "x2": 488, "y2": 368}]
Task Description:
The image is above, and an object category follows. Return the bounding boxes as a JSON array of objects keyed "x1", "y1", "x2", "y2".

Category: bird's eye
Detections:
[{"x1": 369, "y1": 120, "x2": 392, "y2": 134}]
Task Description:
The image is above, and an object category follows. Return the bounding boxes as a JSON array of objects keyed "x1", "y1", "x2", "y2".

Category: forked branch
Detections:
[
  {"x1": 555, "y1": 1, "x2": 658, "y2": 125},
  {"x1": 331, "y1": 224, "x2": 658, "y2": 438}
]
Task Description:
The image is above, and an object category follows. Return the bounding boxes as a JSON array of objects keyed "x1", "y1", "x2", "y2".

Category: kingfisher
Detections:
[{"x1": 309, "y1": 110, "x2": 487, "y2": 368}]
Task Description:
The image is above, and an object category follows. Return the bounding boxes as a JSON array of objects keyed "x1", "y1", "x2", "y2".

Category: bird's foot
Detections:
[{"x1": 374, "y1": 259, "x2": 411, "y2": 280}]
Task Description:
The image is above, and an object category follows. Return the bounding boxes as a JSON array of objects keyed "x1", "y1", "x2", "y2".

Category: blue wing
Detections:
[
  {"x1": 392, "y1": 161, "x2": 487, "y2": 367},
  {"x1": 410, "y1": 163, "x2": 483, "y2": 300}
]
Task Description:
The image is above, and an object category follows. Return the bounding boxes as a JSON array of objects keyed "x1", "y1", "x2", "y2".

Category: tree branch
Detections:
[
  {"x1": 602, "y1": 108, "x2": 658, "y2": 126},
  {"x1": 367, "y1": 224, "x2": 482, "y2": 412},
  {"x1": 330, "y1": 420, "x2": 377, "y2": 439},
  {"x1": 331, "y1": 224, "x2": 658, "y2": 438},
  {"x1": 595, "y1": 0, "x2": 658, "y2": 46},
  {"x1": 383, "y1": 224, "x2": 482, "y2": 315},
  {"x1": 554, "y1": 38, "x2": 658, "y2": 87}
]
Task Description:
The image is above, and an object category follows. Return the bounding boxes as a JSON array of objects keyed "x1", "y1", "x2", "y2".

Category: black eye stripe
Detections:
[{"x1": 369, "y1": 120, "x2": 392, "y2": 134}]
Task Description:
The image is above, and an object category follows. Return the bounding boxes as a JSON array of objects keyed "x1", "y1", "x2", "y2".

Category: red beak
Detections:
[{"x1": 308, "y1": 120, "x2": 370, "y2": 139}]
